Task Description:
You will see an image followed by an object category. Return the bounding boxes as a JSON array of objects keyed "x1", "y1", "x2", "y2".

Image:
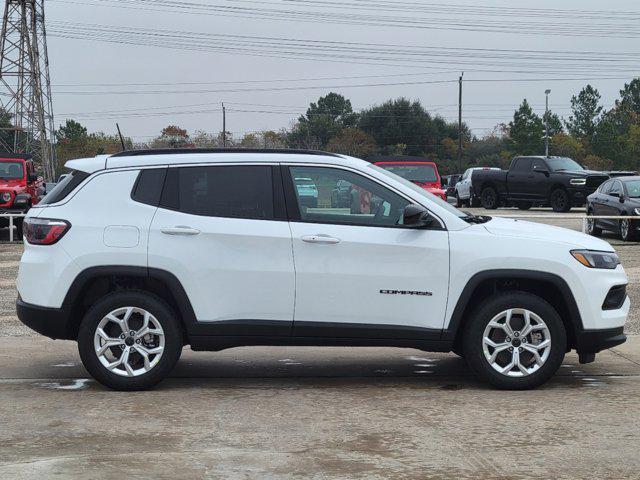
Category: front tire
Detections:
[
  {"x1": 620, "y1": 219, "x2": 637, "y2": 241},
  {"x1": 463, "y1": 292, "x2": 566, "y2": 390},
  {"x1": 550, "y1": 189, "x2": 571, "y2": 212},
  {"x1": 481, "y1": 187, "x2": 499, "y2": 209},
  {"x1": 78, "y1": 290, "x2": 183, "y2": 391}
]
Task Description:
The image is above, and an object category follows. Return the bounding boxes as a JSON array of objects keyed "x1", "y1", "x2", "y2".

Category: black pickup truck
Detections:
[{"x1": 472, "y1": 156, "x2": 610, "y2": 212}]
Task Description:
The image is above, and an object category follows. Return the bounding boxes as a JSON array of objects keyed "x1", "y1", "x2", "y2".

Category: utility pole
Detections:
[
  {"x1": 0, "y1": 0, "x2": 56, "y2": 181},
  {"x1": 544, "y1": 89, "x2": 551, "y2": 157},
  {"x1": 457, "y1": 72, "x2": 464, "y2": 173},
  {"x1": 222, "y1": 102, "x2": 226, "y2": 147}
]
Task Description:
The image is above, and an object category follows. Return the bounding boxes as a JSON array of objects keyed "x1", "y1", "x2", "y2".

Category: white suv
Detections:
[{"x1": 17, "y1": 149, "x2": 629, "y2": 390}]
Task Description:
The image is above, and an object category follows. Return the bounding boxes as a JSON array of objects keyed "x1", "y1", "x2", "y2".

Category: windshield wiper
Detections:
[{"x1": 462, "y1": 212, "x2": 491, "y2": 224}]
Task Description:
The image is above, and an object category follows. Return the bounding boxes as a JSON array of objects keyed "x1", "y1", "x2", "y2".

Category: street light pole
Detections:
[{"x1": 544, "y1": 89, "x2": 551, "y2": 157}]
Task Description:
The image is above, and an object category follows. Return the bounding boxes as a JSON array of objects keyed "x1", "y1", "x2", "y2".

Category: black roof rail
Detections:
[{"x1": 110, "y1": 148, "x2": 342, "y2": 158}]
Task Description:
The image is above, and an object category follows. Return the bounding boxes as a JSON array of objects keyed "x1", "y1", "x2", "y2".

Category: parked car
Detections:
[
  {"x1": 294, "y1": 177, "x2": 318, "y2": 208},
  {"x1": 330, "y1": 179, "x2": 353, "y2": 208},
  {"x1": 587, "y1": 176, "x2": 640, "y2": 241},
  {"x1": 17, "y1": 149, "x2": 628, "y2": 390},
  {"x1": 0, "y1": 153, "x2": 45, "y2": 235},
  {"x1": 374, "y1": 161, "x2": 447, "y2": 200},
  {"x1": 442, "y1": 174, "x2": 461, "y2": 200},
  {"x1": 473, "y1": 156, "x2": 609, "y2": 212},
  {"x1": 455, "y1": 167, "x2": 501, "y2": 207}
]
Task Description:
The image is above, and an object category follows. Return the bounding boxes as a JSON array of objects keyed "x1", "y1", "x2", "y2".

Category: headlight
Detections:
[
  {"x1": 634, "y1": 208, "x2": 640, "y2": 216},
  {"x1": 571, "y1": 250, "x2": 619, "y2": 269},
  {"x1": 1, "y1": 192, "x2": 11, "y2": 202},
  {"x1": 570, "y1": 178, "x2": 587, "y2": 186}
]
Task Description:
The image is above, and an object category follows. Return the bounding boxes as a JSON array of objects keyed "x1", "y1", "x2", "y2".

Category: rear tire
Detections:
[
  {"x1": 463, "y1": 291, "x2": 566, "y2": 390},
  {"x1": 78, "y1": 290, "x2": 183, "y2": 391},
  {"x1": 481, "y1": 187, "x2": 499, "y2": 209},
  {"x1": 550, "y1": 189, "x2": 571, "y2": 212},
  {"x1": 587, "y1": 211, "x2": 602, "y2": 237}
]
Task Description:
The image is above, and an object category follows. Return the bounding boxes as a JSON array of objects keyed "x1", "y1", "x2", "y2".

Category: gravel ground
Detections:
[{"x1": 2, "y1": 208, "x2": 638, "y2": 334}]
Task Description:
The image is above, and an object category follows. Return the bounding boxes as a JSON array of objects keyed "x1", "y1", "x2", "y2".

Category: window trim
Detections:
[
  {"x1": 157, "y1": 163, "x2": 284, "y2": 222},
  {"x1": 281, "y1": 163, "x2": 446, "y2": 230}
]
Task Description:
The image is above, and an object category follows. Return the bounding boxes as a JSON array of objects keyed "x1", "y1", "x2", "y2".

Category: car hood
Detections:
[
  {"x1": 555, "y1": 169, "x2": 606, "y2": 178},
  {"x1": 482, "y1": 217, "x2": 615, "y2": 251}
]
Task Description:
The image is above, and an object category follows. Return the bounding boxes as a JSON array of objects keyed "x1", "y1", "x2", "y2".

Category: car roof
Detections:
[{"x1": 64, "y1": 149, "x2": 363, "y2": 174}]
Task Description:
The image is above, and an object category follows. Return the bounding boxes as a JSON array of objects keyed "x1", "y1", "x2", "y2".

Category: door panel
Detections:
[
  {"x1": 148, "y1": 165, "x2": 295, "y2": 328},
  {"x1": 289, "y1": 222, "x2": 450, "y2": 332},
  {"x1": 284, "y1": 165, "x2": 450, "y2": 334}
]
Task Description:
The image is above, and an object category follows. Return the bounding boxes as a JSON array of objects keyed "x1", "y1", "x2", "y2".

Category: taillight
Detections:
[{"x1": 23, "y1": 218, "x2": 71, "y2": 245}]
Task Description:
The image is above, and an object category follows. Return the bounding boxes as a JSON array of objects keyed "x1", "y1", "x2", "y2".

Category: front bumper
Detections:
[
  {"x1": 16, "y1": 298, "x2": 73, "y2": 340},
  {"x1": 575, "y1": 326, "x2": 626, "y2": 354}
]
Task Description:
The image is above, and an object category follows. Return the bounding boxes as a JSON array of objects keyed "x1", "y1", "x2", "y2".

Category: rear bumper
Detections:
[
  {"x1": 16, "y1": 298, "x2": 72, "y2": 340},
  {"x1": 575, "y1": 326, "x2": 626, "y2": 354}
]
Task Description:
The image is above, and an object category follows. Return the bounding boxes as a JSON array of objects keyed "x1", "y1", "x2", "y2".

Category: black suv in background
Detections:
[{"x1": 473, "y1": 156, "x2": 609, "y2": 212}]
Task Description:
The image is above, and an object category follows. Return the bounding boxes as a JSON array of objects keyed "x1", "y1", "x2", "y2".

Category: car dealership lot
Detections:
[{"x1": 1, "y1": 208, "x2": 640, "y2": 478}]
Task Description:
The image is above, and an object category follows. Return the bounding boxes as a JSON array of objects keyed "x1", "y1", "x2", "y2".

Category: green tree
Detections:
[
  {"x1": 56, "y1": 119, "x2": 88, "y2": 143},
  {"x1": 618, "y1": 78, "x2": 640, "y2": 114},
  {"x1": 0, "y1": 108, "x2": 15, "y2": 152},
  {"x1": 288, "y1": 93, "x2": 358, "y2": 148},
  {"x1": 543, "y1": 111, "x2": 564, "y2": 137},
  {"x1": 550, "y1": 133, "x2": 585, "y2": 161},
  {"x1": 358, "y1": 98, "x2": 464, "y2": 156},
  {"x1": 508, "y1": 99, "x2": 544, "y2": 155},
  {"x1": 150, "y1": 125, "x2": 193, "y2": 149},
  {"x1": 326, "y1": 127, "x2": 377, "y2": 158},
  {"x1": 565, "y1": 85, "x2": 603, "y2": 140}
]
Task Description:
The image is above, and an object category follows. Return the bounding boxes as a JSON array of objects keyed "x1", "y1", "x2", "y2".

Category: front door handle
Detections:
[
  {"x1": 161, "y1": 226, "x2": 201, "y2": 236},
  {"x1": 301, "y1": 234, "x2": 341, "y2": 245}
]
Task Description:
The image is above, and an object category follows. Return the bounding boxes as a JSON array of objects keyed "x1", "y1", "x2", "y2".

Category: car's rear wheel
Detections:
[
  {"x1": 587, "y1": 211, "x2": 602, "y2": 236},
  {"x1": 455, "y1": 192, "x2": 466, "y2": 208},
  {"x1": 481, "y1": 187, "x2": 499, "y2": 209},
  {"x1": 78, "y1": 290, "x2": 183, "y2": 390},
  {"x1": 550, "y1": 189, "x2": 571, "y2": 212},
  {"x1": 463, "y1": 292, "x2": 566, "y2": 389}
]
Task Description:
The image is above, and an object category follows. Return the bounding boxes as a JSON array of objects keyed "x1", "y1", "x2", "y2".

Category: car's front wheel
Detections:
[
  {"x1": 78, "y1": 290, "x2": 183, "y2": 390},
  {"x1": 620, "y1": 218, "x2": 637, "y2": 241},
  {"x1": 587, "y1": 211, "x2": 602, "y2": 236},
  {"x1": 463, "y1": 292, "x2": 566, "y2": 389}
]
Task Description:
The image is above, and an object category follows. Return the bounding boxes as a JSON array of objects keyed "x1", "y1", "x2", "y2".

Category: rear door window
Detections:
[
  {"x1": 512, "y1": 158, "x2": 531, "y2": 172},
  {"x1": 160, "y1": 165, "x2": 275, "y2": 220}
]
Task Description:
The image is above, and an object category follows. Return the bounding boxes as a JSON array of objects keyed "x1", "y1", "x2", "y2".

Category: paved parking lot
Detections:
[{"x1": 1, "y1": 209, "x2": 639, "y2": 478}]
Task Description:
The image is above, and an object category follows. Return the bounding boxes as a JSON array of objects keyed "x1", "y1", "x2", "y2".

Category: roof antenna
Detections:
[{"x1": 116, "y1": 123, "x2": 126, "y2": 151}]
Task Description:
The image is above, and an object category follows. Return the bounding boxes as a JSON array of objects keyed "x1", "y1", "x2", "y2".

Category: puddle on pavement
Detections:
[{"x1": 36, "y1": 378, "x2": 92, "y2": 391}]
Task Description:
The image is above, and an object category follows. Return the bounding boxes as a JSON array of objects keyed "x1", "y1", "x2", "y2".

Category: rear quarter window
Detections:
[
  {"x1": 38, "y1": 170, "x2": 90, "y2": 205},
  {"x1": 131, "y1": 168, "x2": 167, "y2": 206}
]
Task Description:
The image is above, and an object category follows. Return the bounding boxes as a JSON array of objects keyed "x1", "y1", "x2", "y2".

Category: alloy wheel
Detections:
[
  {"x1": 482, "y1": 308, "x2": 551, "y2": 377},
  {"x1": 621, "y1": 219, "x2": 630, "y2": 240},
  {"x1": 93, "y1": 306, "x2": 165, "y2": 377}
]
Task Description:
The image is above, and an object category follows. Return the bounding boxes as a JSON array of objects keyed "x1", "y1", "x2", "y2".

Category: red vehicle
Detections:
[
  {"x1": 0, "y1": 154, "x2": 44, "y2": 233},
  {"x1": 374, "y1": 160, "x2": 447, "y2": 200}
]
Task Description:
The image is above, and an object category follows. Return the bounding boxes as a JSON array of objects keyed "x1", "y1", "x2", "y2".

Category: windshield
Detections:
[
  {"x1": 625, "y1": 180, "x2": 640, "y2": 198},
  {"x1": 0, "y1": 161, "x2": 24, "y2": 179},
  {"x1": 546, "y1": 157, "x2": 583, "y2": 172},
  {"x1": 376, "y1": 164, "x2": 438, "y2": 183},
  {"x1": 370, "y1": 164, "x2": 467, "y2": 218}
]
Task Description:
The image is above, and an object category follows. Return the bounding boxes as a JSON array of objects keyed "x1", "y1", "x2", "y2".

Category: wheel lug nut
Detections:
[
  {"x1": 509, "y1": 347, "x2": 513, "y2": 352},
  {"x1": 135, "y1": 339, "x2": 141, "y2": 344},
  {"x1": 506, "y1": 338, "x2": 511, "y2": 342},
  {"x1": 519, "y1": 347, "x2": 524, "y2": 352},
  {"x1": 120, "y1": 334, "x2": 126, "y2": 339}
]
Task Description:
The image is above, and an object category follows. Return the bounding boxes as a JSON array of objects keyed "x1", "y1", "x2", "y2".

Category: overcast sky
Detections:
[{"x1": 44, "y1": 0, "x2": 640, "y2": 143}]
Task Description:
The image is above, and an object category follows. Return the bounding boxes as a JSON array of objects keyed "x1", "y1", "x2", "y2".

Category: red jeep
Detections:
[
  {"x1": 0, "y1": 154, "x2": 44, "y2": 234},
  {"x1": 374, "y1": 160, "x2": 447, "y2": 200}
]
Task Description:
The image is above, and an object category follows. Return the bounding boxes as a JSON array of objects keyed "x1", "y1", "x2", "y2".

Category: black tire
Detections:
[
  {"x1": 550, "y1": 189, "x2": 571, "y2": 213},
  {"x1": 462, "y1": 291, "x2": 566, "y2": 390},
  {"x1": 480, "y1": 187, "x2": 499, "y2": 209},
  {"x1": 15, "y1": 217, "x2": 23, "y2": 239},
  {"x1": 620, "y1": 219, "x2": 637, "y2": 242},
  {"x1": 78, "y1": 290, "x2": 183, "y2": 391},
  {"x1": 455, "y1": 192, "x2": 465, "y2": 208},
  {"x1": 586, "y1": 211, "x2": 602, "y2": 237},
  {"x1": 516, "y1": 202, "x2": 532, "y2": 210}
]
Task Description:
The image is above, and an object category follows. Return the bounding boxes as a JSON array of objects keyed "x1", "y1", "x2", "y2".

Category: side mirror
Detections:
[
  {"x1": 619, "y1": 195, "x2": 625, "y2": 203},
  {"x1": 403, "y1": 204, "x2": 435, "y2": 228}
]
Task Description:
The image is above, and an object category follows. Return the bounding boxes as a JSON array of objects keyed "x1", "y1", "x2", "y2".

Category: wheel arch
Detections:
[
  {"x1": 444, "y1": 270, "x2": 582, "y2": 351},
  {"x1": 61, "y1": 266, "x2": 197, "y2": 341}
]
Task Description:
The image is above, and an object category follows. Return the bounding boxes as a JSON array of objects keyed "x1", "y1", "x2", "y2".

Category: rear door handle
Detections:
[
  {"x1": 161, "y1": 226, "x2": 201, "y2": 236},
  {"x1": 301, "y1": 234, "x2": 341, "y2": 245}
]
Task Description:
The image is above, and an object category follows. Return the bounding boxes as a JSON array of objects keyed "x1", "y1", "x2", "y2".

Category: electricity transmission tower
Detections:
[{"x1": 0, "y1": 0, "x2": 56, "y2": 181}]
